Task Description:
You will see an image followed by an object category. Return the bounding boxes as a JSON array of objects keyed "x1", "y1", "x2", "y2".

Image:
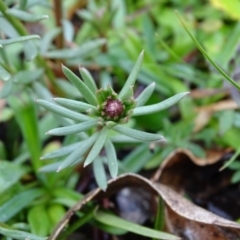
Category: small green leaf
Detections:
[
  {"x1": 84, "y1": 127, "x2": 109, "y2": 167},
  {"x1": 57, "y1": 133, "x2": 99, "y2": 171},
  {"x1": 62, "y1": 19, "x2": 74, "y2": 42},
  {"x1": 48, "y1": 204, "x2": 66, "y2": 231},
  {"x1": 136, "y1": 82, "x2": 155, "y2": 107},
  {"x1": 14, "y1": 69, "x2": 44, "y2": 84},
  {"x1": 47, "y1": 119, "x2": 98, "y2": 136},
  {"x1": 62, "y1": 65, "x2": 98, "y2": 106},
  {"x1": 28, "y1": 205, "x2": 50, "y2": 237},
  {"x1": 6, "y1": 8, "x2": 48, "y2": 22},
  {"x1": 0, "y1": 65, "x2": 11, "y2": 81},
  {"x1": 40, "y1": 142, "x2": 81, "y2": 160},
  {"x1": 119, "y1": 50, "x2": 144, "y2": 98},
  {"x1": 93, "y1": 157, "x2": 107, "y2": 190},
  {"x1": 36, "y1": 99, "x2": 92, "y2": 122},
  {"x1": 105, "y1": 140, "x2": 118, "y2": 178},
  {"x1": 39, "y1": 161, "x2": 63, "y2": 172},
  {"x1": 0, "y1": 222, "x2": 47, "y2": 240},
  {"x1": 79, "y1": 67, "x2": 98, "y2": 94},
  {"x1": 133, "y1": 92, "x2": 189, "y2": 116},
  {"x1": 0, "y1": 35, "x2": 40, "y2": 45},
  {"x1": 95, "y1": 211, "x2": 180, "y2": 240},
  {"x1": 113, "y1": 125, "x2": 164, "y2": 142},
  {"x1": 44, "y1": 39, "x2": 106, "y2": 59},
  {"x1": 53, "y1": 98, "x2": 96, "y2": 112},
  {"x1": 0, "y1": 188, "x2": 43, "y2": 222},
  {"x1": 23, "y1": 40, "x2": 37, "y2": 61},
  {"x1": 219, "y1": 147, "x2": 240, "y2": 171}
]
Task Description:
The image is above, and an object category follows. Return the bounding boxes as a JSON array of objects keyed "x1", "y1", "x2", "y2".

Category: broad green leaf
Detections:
[
  {"x1": 6, "y1": 8, "x2": 48, "y2": 22},
  {"x1": 47, "y1": 119, "x2": 98, "y2": 136},
  {"x1": 28, "y1": 205, "x2": 50, "y2": 237},
  {"x1": 105, "y1": 140, "x2": 118, "y2": 178},
  {"x1": 0, "y1": 35, "x2": 40, "y2": 45},
  {"x1": 177, "y1": 12, "x2": 240, "y2": 91},
  {"x1": 0, "y1": 222, "x2": 46, "y2": 240},
  {"x1": 113, "y1": 125, "x2": 164, "y2": 142},
  {"x1": 0, "y1": 188, "x2": 43, "y2": 222},
  {"x1": 93, "y1": 157, "x2": 107, "y2": 190},
  {"x1": 53, "y1": 98, "x2": 96, "y2": 112},
  {"x1": 133, "y1": 92, "x2": 189, "y2": 116},
  {"x1": 62, "y1": 65, "x2": 98, "y2": 106},
  {"x1": 13, "y1": 69, "x2": 44, "y2": 84},
  {"x1": 8, "y1": 94, "x2": 41, "y2": 171},
  {"x1": 84, "y1": 127, "x2": 109, "y2": 167},
  {"x1": 40, "y1": 142, "x2": 81, "y2": 160},
  {"x1": 57, "y1": 133, "x2": 99, "y2": 171},
  {"x1": 40, "y1": 28, "x2": 61, "y2": 55},
  {"x1": 0, "y1": 161, "x2": 28, "y2": 194},
  {"x1": 136, "y1": 82, "x2": 155, "y2": 107},
  {"x1": 36, "y1": 99, "x2": 92, "y2": 122},
  {"x1": 23, "y1": 40, "x2": 37, "y2": 61},
  {"x1": 119, "y1": 50, "x2": 144, "y2": 99},
  {"x1": 44, "y1": 39, "x2": 106, "y2": 59},
  {"x1": 0, "y1": 65, "x2": 11, "y2": 81},
  {"x1": 79, "y1": 67, "x2": 97, "y2": 94},
  {"x1": 48, "y1": 204, "x2": 66, "y2": 231},
  {"x1": 0, "y1": 80, "x2": 13, "y2": 98},
  {"x1": 95, "y1": 211, "x2": 179, "y2": 240}
]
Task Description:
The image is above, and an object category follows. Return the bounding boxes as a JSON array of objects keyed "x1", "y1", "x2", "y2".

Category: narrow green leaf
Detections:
[
  {"x1": 6, "y1": 8, "x2": 48, "y2": 22},
  {"x1": 40, "y1": 28, "x2": 61, "y2": 55},
  {"x1": 176, "y1": 12, "x2": 240, "y2": 91},
  {"x1": 113, "y1": 125, "x2": 164, "y2": 142},
  {"x1": 47, "y1": 119, "x2": 98, "y2": 136},
  {"x1": 136, "y1": 82, "x2": 155, "y2": 107},
  {"x1": 95, "y1": 211, "x2": 180, "y2": 240},
  {"x1": 93, "y1": 157, "x2": 107, "y2": 190},
  {"x1": 48, "y1": 204, "x2": 66, "y2": 231},
  {"x1": 62, "y1": 19, "x2": 74, "y2": 42},
  {"x1": 57, "y1": 133, "x2": 99, "y2": 171},
  {"x1": 0, "y1": 65, "x2": 11, "y2": 81},
  {"x1": 0, "y1": 188, "x2": 43, "y2": 222},
  {"x1": 219, "y1": 147, "x2": 240, "y2": 171},
  {"x1": 84, "y1": 127, "x2": 109, "y2": 167},
  {"x1": 14, "y1": 69, "x2": 43, "y2": 84},
  {"x1": 119, "y1": 50, "x2": 144, "y2": 98},
  {"x1": 133, "y1": 92, "x2": 189, "y2": 116},
  {"x1": 62, "y1": 65, "x2": 98, "y2": 106},
  {"x1": 0, "y1": 222, "x2": 47, "y2": 240},
  {"x1": 0, "y1": 80, "x2": 13, "y2": 98},
  {"x1": 40, "y1": 142, "x2": 80, "y2": 160},
  {"x1": 53, "y1": 98, "x2": 96, "y2": 112},
  {"x1": 39, "y1": 161, "x2": 64, "y2": 172},
  {"x1": 44, "y1": 39, "x2": 106, "y2": 59},
  {"x1": 0, "y1": 35, "x2": 40, "y2": 45},
  {"x1": 8, "y1": 94, "x2": 41, "y2": 171},
  {"x1": 79, "y1": 67, "x2": 98, "y2": 94},
  {"x1": 36, "y1": 99, "x2": 92, "y2": 122},
  {"x1": 23, "y1": 40, "x2": 37, "y2": 61},
  {"x1": 28, "y1": 205, "x2": 50, "y2": 237},
  {"x1": 105, "y1": 140, "x2": 118, "y2": 178}
]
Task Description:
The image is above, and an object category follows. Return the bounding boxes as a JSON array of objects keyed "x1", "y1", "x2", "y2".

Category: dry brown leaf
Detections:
[{"x1": 48, "y1": 173, "x2": 240, "y2": 240}]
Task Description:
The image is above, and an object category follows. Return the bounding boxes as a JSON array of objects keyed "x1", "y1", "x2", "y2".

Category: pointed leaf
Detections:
[
  {"x1": 0, "y1": 222, "x2": 47, "y2": 240},
  {"x1": 84, "y1": 127, "x2": 109, "y2": 167},
  {"x1": 47, "y1": 119, "x2": 98, "y2": 136},
  {"x1": 93, "y1": 157, "x2": 107, "y2": 190},
  {"x1": 6, "y1": 8, "x2": 48, "y2": 22},
  {"x1": 36, "y1": 99, "x2": 92, "y2": 122},
  {"x1": 0, "y1": 35, "x2": 40, "y2": 45},
  {"x1": 79, "y1": 67, "x2": 98, "y2": 94},
  {"x1": 39, "y1": 162, "x2": 63, "y2": 172},
  {"x1": 105, "y1": 140, "x2": 118, "y2": 178},
  {"x1": 136, "y1": 82, "x2": 155, "y2": 107},
  {"x1": 0, "y1": 65, "x2": 11, "y2": 81},
  {"x1": 119, "y1": 50, "x2": 144, "y2": 98},
  {"x1": 23, "y1": 40, "x2": 37, "y2": 61},
  {"x1": 40, "y1": 142, "x2": 81, "y2": 160},
  {"x1": 62, "y1": 65, "x2": 97, "y2": 106},
  {"x1": 113, "y1": 125, "x2": 164, "y2": 142},
  {"x1": 95, "y1": 211, "x2": 179, "y2": 240},
  {"x1": 53, "y1": 98, "x2": 96, "y2": 112},
  {"x1": 133, "y1": 92, "x2": 189, "y2": 116},
  {"x1": 57, "y1": 133, "x2": 99, "y2": 171}
]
